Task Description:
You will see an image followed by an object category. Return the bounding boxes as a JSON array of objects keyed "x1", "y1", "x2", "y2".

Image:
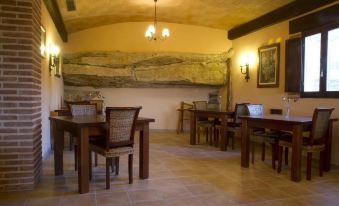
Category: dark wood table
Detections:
[
  {"x1": 239, "y1": 114, "x2": 336, "y2": 182},
  {"x1": 49, "y1": 115, "x2": 155, "y2": 194},
  {"x1": 189, "y1": 109, "x2": 234, "y2": 151}
]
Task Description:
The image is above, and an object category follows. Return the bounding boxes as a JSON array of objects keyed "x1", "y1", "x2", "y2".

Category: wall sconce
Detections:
[
  {"x1": 240, "y1": 61, "x2": 250, "y2": 82},
  {"x1": 49, "y1": 44, "x2": 60, "y2": 72}
]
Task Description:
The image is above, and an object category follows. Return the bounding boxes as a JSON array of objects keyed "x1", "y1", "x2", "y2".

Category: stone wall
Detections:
[
  {"x1": 0, "y1": 0, "x2": 42, "y2": 191},
  {"x1": 62, "y1": 51, "x2": 229, "y2": 88}
]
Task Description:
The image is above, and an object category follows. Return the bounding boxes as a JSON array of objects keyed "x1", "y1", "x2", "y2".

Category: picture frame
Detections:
[
  {"x1": 40, "y1": 26, "x2": 46, "y2": 58},
  {"x1": 257, "y1": 43, "x2": 280, "y2": 88},
  {"x1": 55, "y1": 55, "x2": 61, "y2": 78}
]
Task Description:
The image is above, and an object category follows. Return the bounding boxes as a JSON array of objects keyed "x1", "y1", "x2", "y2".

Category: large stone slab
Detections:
[{"x1": 62, "y1": 51, "x2": 230, "y2": 88}]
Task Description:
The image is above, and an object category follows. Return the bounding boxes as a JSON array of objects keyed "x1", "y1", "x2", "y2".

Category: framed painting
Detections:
[{"x1": 257, "y1": 43, "x2": 280, "y2": 88}]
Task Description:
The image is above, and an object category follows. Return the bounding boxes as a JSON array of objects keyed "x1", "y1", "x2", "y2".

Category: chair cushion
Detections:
[
  {"x1": 90, "y1": 140, "x2": 133, "y2": 158},
  {"x1": 250, "y1": 134, "x2": 275, "y2": 144},
  {"x1": 279, "y1": 137, "x2": 325, "y2": 152}
]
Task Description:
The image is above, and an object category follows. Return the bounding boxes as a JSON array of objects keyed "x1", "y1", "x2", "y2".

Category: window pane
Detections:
[
  {"x1": 304, "y1": 33, "x2": 321, "y2": 92},
  {"x1": 326, "y1": 28, "x2": 339, "y2": 91}
]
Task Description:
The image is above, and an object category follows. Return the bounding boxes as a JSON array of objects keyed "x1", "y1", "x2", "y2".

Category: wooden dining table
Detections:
[
  {"x1": 189, "y1": 109, "x2": 234, "y2": 151},
  {"x1": 239, "y1": 114, "x2": 337, "y2": 182},
  {"x1": 49, "y1": 115, "x2": 155, "y2": 194}
]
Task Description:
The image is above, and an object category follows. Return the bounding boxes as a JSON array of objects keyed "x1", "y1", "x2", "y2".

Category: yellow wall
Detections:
[
  {"x1": 231, "y1": 21, "x2": 339, "y2": 164},
  {"x1": 41, "y1": 3, "x2": 65, "y2": 158},
  {"x1": 64, "y1": 22, "x2": 232, "y2": 130}
]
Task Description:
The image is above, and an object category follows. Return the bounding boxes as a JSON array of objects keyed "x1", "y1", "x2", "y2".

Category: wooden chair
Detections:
[
  {"x1": 193, "y1": 101, "x2": 214, "y2": 144},
  {"x1": 246, "y1": 104, "x2": 279, "y2": 167},
  {"x1": 176, "y1": 101, "x2": 193, "y2": 134},
  {"x1": 69, "y1": 103, "x2": 100, "y2": 171},
  {"x1": 89, "y1": 107, "x2": 141, "y2": 189},
  {"x1": 220, "y1": 103, "x2": 248, "y2": 150},
  {"x1": 277, "y1": 108, "x2": 335, "y2": 180}
]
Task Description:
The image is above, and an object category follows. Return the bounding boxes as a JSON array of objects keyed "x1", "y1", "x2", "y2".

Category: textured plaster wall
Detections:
[
  {"x1": 41, "y1": 3, "x2": 64, "y2": 159},
  {"x1": 64, "y1": 22, "x2": 232, "y2": 130}
]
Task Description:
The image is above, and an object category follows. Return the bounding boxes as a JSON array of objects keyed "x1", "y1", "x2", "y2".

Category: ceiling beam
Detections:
[
  {"x1": 43, "y1": 0, "x2": 68, "y2": 42},
  {"x1": 227, "y1": 0, "x2": 338, "y2": 40},
  {"x1": 289, "y1": 3, "x2": 339, "y2": 34}
]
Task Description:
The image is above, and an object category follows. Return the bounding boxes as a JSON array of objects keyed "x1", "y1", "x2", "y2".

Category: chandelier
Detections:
[{"x1": 145, "y1": 0, "x2": 170, "y2": 41}]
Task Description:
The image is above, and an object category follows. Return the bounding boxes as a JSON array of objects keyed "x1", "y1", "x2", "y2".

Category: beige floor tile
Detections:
[
  {"x1": 1, "y1": 131, "x2": 339, "y2": 206},
  {"x1": 96, "y1": 191, "x2": 130, "y2": 206}
]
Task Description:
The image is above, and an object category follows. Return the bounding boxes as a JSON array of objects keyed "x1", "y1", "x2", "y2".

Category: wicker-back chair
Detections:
[
  {"x1": 90, "y1": 107, "x2": 141, "y2": 189},
  {"x1": 278, "y1": 108, "x2": 334, "y2": 180},
  {"x1": 70, "y1": 104, "x2": 97, "y2": 116},
  {"x1": 69, "y1": 103, "x2": 98, "y2": 171},
  {"x1": 245, "y1": 104, "x2": 279, "y2": 167},
  {"x1": 192, "y1": 101, "x2": 214, "y2": 144},
  {"x1": 246, "y1": 104, "x2": 264, "y2": 116},
  {"x1": 224, "y1": 103, "x2": 248, "y2": 150},
  {"x1": 176, "y1": 102, "x2": 193, "y2": 134}
]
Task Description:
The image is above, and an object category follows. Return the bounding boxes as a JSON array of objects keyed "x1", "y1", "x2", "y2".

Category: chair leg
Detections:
[
  {"x1": 106, "y1": 158, "x2": 110, "y2": 189},
  {"x1": 307, "y1": 152, "x2": 312, "y2": 180},
  {"x1": 74, "y1": 145, "x2": 78, "y2": 171},
  {"x1": 128, "y1": 154, "x2": 133, "y2": 184},
  {"x1": 209, "y1": 127, "x2": 213, "y2": 146},
  {"x1": 284, "y1": 147, "x2": 289, "y2": 165},
  {"x1": 205, "y1": 127, "x2": 209, "y2": 144},
  {"x1": 69, "y1": 135, "x2": 73, "y2": 151},
  {"x1": 271, "y1": 143, "x2": 276, "y2": 169},
  {"x1": 197, "y1": 127, "x2": 201, "y2": 144},
  {"x1": 94, "y1": 153, "x2": 98, "y2": 167},
  {"x1": 230, "y1": 132, "x2": 235, "y2": 150},
  {"x1": 89, "y1": 151, "x2": 92, "y2": 181},
  {"x1": 251, "y1": 143, "x2": 255, "y2": 164},
  {"x1": 261, "y1": 142, "x2": 266, "y2": 161},
  {"x1": 319, "y1": 151, "x2": 324, "y2": 177},
  {"x1": 277, "y1": 146, "x2": 283, "y2": 173},
  {"x1": 111, "y1": 158, "x2": 115, "y2": 173},
  {"x1": 115, "y1": 157, "x2": 119, "y2": 175}
]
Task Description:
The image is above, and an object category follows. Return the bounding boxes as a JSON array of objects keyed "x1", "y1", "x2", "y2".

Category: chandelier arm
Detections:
[{"x1": 154, "y1": 0, "x2": 157, "y2": 28}]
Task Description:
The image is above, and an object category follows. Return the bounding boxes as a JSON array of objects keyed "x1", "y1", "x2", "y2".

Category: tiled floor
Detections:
[{"x1": 1, "y1": 131, "x2": 339, "y2": 206}]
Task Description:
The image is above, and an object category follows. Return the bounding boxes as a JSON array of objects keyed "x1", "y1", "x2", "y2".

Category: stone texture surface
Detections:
[{"x1": 63, "y1": 51, "x2": 230, "y2": 88}]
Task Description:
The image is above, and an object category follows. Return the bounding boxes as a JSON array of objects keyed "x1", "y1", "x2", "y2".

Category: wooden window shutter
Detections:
[{"x1": 285, "y1": 37, "x2": 302, "y2": 92}]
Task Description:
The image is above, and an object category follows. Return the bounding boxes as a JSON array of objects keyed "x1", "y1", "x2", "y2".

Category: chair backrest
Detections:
[
  {"x1": 89, "y1": 100, "x2": 104, "y2": 114},
  {"x1": 66, "y1": 100, "x2": 90, "y2": 111},
  {"x1": 70, "y1": 104, "x2": 97, "y2": 116},
  {"x1": 105, "y1": 107, "x2": 141, "y2": 148},
  {"x1": 310, "y1": 108, "x2": 334, "y2": 144},
  {"x1": 180, "y1": 101, "x2": 193, "y2": 120},
  {"x1": 234, "y1": 103, "x2": 249, "y2": 124},
  {"x1": 246, "y1": 104, "x2": 264, "y2": 116},
  {"x1": 193, "y1": 101, "x2": 208, "y2": 110}
]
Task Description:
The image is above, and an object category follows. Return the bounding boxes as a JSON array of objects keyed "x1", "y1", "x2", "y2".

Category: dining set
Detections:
[
  {"x1": 49, "y1": 101, "x2": 155, "y2": 194},
  {"x1": 188, "y1": 101, "x2": 337, "y2": 182}
]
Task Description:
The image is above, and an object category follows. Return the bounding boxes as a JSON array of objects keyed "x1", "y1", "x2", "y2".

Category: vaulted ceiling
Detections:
[{"x1": 56, "y1": 0, "x2": 294, "y2": 33}]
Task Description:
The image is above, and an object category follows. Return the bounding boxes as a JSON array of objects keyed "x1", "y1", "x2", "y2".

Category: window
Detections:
[{"x1": 301, "y1": 25, "x2": 339, "y2": 98}]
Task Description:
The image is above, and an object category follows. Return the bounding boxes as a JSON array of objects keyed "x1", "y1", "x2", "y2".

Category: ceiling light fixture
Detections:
[{"x1": 145, "y1": 0, "x2": 170, "y2": 41}]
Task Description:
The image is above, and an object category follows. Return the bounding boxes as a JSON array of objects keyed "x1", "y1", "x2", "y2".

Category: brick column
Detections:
[{"x1": 0, "y1": 0, "x2": 42, "y2": 191}]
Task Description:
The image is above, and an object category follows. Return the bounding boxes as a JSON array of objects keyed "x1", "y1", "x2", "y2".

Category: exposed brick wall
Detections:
[{"x1": 0, "y1": 0, "x2": 42, "y2": 191}]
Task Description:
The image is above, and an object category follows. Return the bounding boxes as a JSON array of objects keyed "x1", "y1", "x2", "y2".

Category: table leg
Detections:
[
  {"x1": 220, "y1": 115, "x2": 227, "y2": 151},
  {"x1": 241, "y1": 119, "x2": 250, "y2": 168},
  {"x1": 291, "y1": 124, "x2": 303, "y2": 182},
  {"x1": 53, "y1": 121, "x2": 64, "y2": 176},
  {"x1": 190, "y1": 112, "x2": 196, "y2": 145},
  {"x1": 139, "y1": 122, "x2": 149, "y2": 179},
  {"x1": 78, "y1": 127, "x2": 89, "y2": 193}
]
